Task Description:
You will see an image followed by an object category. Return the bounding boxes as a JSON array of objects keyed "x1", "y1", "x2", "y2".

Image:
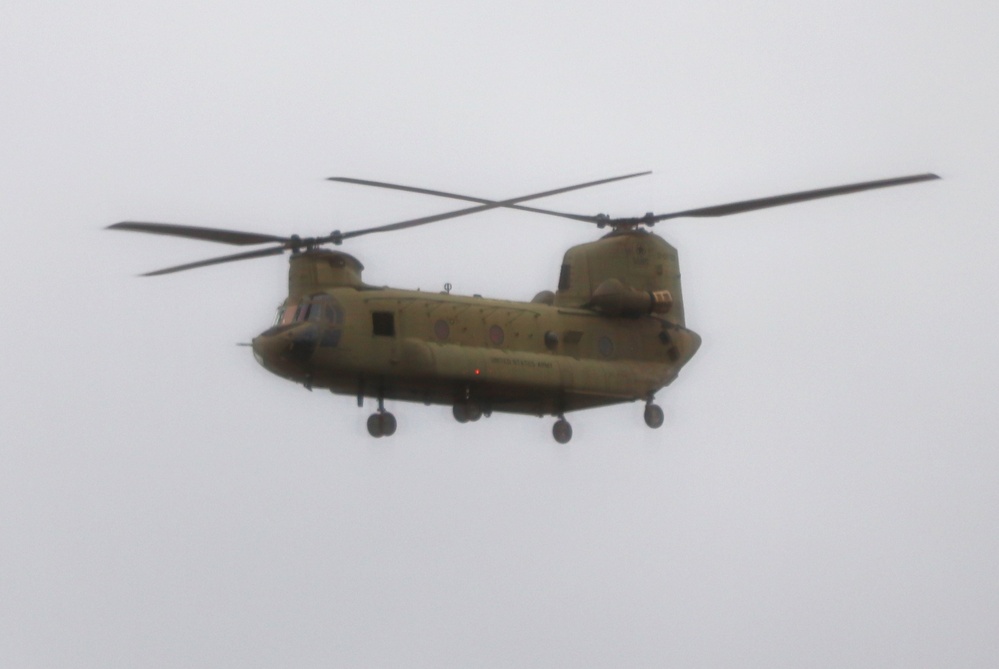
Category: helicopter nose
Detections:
[
  {"x1": 251, "y1": 332, "x2": 281, "y2": 369},
  {"x1": 251, "y1": 324, "x2": 320, "y2": 371}
]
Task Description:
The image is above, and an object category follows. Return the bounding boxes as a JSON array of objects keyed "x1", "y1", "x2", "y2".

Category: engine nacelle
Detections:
[
  {"x1": 589, "y1": 278, "x2": 673, "y2": 316},
  {"x1": 554, "y1": 229, "x2": 687, "y2": 325}
]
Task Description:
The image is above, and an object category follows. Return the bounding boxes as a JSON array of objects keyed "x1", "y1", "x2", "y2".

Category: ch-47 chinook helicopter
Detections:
[{"x1": 109, "y1": 171, "x2": 938, "y2": 442}]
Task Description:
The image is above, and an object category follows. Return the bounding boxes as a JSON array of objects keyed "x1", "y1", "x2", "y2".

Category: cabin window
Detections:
[
  {"x1": 558, "y1": 263, "x2": 571, "y2": 291},
  {"x1": 544, "y1": 331, "x2": 559, "y2": 350},
  {"x1": 372, "y1": 311, "x2": 395, "y2": 336},
  {"x1": 434, "y1": 319, "x2": 450, "y2": 340},
  {"x1": 489, "y1": 325, "x2": 505, "y2": 346}
]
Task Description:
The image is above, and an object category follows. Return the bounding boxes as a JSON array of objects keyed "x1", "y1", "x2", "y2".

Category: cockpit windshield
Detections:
[{"x1": 275, "y1": 294, "x2": 345, "y2": 326}]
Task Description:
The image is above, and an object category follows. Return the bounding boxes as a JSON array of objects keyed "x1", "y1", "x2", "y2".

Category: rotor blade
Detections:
[
  {"x1": 328, "y1": 171, "x2": 650, "y2": 241},
  {"x1": 108, "y1": 221, "x2": 290, "y2": 246},
  {"x1": 328, "y1": 177, "x2": 599, "y2": 222},
  {"x1": 141, "y1": 246, "x2": 287, "y2": 276},
  {"x1": 647, "y1": 173, "x2": 940, "y2": 223}
]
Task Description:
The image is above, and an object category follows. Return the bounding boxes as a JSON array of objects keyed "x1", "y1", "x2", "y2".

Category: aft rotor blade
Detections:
[
  {"x1": 327, "y1": 171, "x2": 651, "y2": 240},
  {"x1": 141, "y1": 246, "x2": 287, "y2": 276},
  {"x1": 328, "y1": 177, "x2": 598, "y2": 222},
  {"x1": 108, "y1": 221, "x2": 290, "y2": 246},
  {"x1": 648, "y1": 173, "x2": 940, "y2": 223}
]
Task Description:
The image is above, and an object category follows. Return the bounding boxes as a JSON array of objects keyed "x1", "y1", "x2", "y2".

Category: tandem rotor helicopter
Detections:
[{"x1": 109, "y1": 171, "x2": 938, "y2": 442}]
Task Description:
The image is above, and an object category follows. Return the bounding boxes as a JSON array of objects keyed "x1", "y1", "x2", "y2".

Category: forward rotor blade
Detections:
[
  {"x1": 327, "y1": 171, "x2": 650, "y2": 240},
  {"x1": 648, "y1": 173, "x2": 940, "y2": 223},
  {"x1": 141, "y1": 246, "x2": 287, "y2": 276},
  {"x1": 108, "y1": 221, "x2": 290, "y2": 246}
]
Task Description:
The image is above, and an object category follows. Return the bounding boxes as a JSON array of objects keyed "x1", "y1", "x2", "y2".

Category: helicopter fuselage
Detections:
[{"x1": 251, "y1": 284, "x2": 701, "y2": 417}]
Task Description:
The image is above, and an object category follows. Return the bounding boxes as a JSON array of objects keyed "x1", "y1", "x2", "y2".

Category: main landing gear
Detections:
[
  {"x1": 453, "y1": 384, "x2": 490, "y2": 424},
  {"x1": 644, "y1": 402, "x2": 664, "y2": 429},
  {"x1": 366, "y1": 396, "x2": 397, "y2": 438},
  {"x1": 552, "y1": 416, "x2": 572, "y2": 444},
  {"x1": 452, "y1": 401, "x2": 483, "y2": 423}
]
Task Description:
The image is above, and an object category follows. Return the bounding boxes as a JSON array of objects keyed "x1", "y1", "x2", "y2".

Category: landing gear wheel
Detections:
[
  {"x1": 553, "y1": 418, "x2": 573, "y2": 444},
  {"x1": 644, "y1": 403, "x2": 664, "y2": 429},
  {"x1": 453, "y1": 402, "x2": 482, "y2": 423},
  {"x1": 367, "y1": 411, "x2": 397, "y2": 438}
]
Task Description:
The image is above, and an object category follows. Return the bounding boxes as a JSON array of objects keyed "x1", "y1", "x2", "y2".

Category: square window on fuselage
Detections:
[{"x1": 372, "y1": 311, "x2": 395, "y2": 337}]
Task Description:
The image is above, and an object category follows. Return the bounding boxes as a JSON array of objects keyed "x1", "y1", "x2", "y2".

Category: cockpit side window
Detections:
[
  {"x1": 276, "y1": 295, "x2": 346, "y2": 326},
  {"x1": 276, "y1": 303, "x2": 298, "y2": 325},
  {"x1": 306, "y1": 295, "x2": 345, "y2": 325},
  {"x1": 294, "y1": 302, "x2": 311, "y2": 322}
]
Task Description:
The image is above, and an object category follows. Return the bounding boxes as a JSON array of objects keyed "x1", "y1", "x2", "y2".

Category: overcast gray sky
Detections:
[{"x1": 2, "y1": 1, "x2": 997, "y2": 667}]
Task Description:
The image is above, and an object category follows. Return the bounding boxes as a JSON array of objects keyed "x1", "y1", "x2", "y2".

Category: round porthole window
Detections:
[
  {"x1": 489, "y1": 324, "x2": 505, "y2": 346},
  {"x1": 544, "y1": 331, "x2": 559, "y2": 350},
  {"x1": 434, "y1": 319, "x2": 450, "y2": 340},
  {"x1": 598, "y1": 335, "x2": 614, "y2": 358}
]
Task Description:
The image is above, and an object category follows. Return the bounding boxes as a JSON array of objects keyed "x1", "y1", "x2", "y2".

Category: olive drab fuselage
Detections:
[{"x1": 251, "y1": 229, "x2": 701, "y2": 417}]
